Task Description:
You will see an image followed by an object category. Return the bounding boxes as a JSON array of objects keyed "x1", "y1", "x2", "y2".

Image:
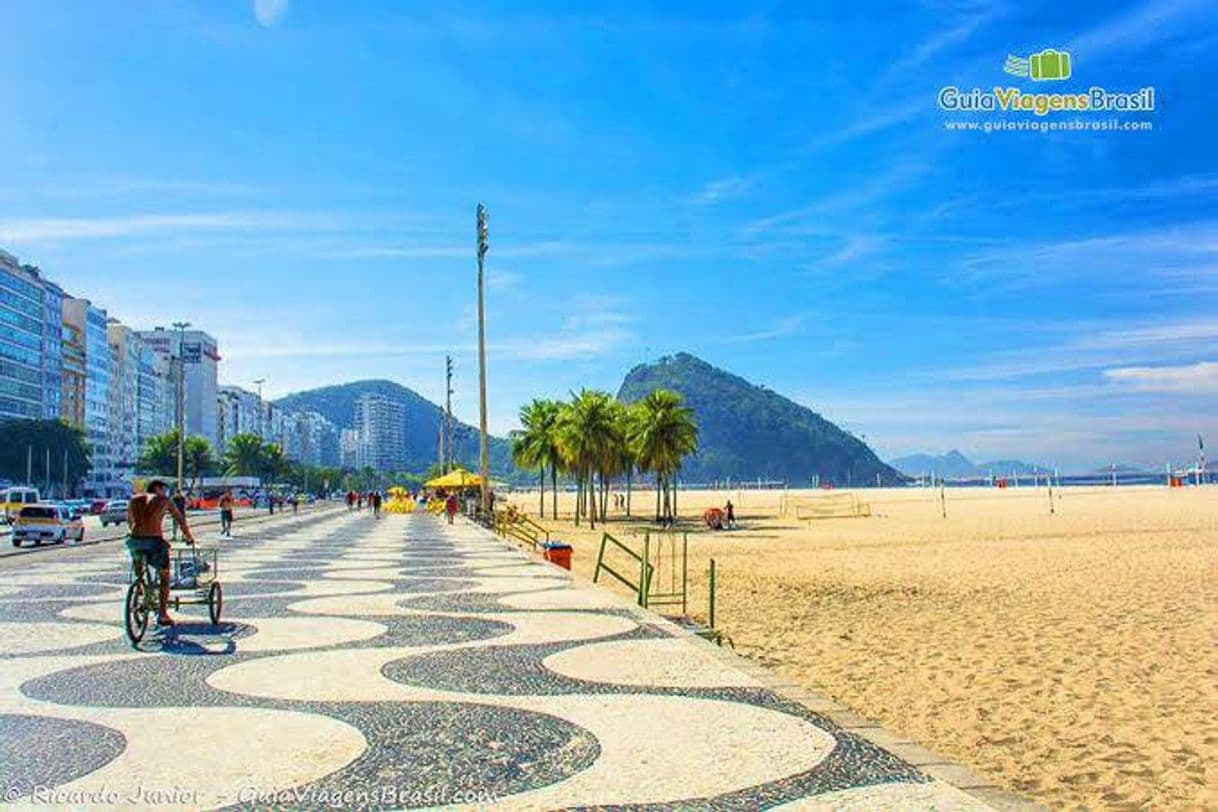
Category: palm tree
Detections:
[
  {"x1": 183, "y1": 436, "x2": 216, "y2": 493},
  {"x1": 261, "y1": 442, "x2": 286, "y2": 484},
  {"x1": 224, "y1": 433, "x2": 267, "y2": 477},
  {"x1": 511, "y1": 399, "x2": 562, "y2": 516},
  {"x1": 136, "y1": 429, "x2": 179, "y2": 476},
  {"x1": 615, "y1": 401, "x2": 640, "y2": 517},
  {"x1": 628, "y1": 389, "x2": 698, "y2": 525},
  {"x1": 558, "y1": 390, "x2": 618, "y2": 529}
]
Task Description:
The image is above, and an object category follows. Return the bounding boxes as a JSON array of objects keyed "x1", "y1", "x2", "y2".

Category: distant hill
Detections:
[
  {"x1": 616, "y1": 353, "x2": 905, "y2": 486},
  {"x1": 890, "y1": 451, "x2": 975, "y2": 478},
  {"x1": 274, "y1": 379, "x2": 514, "y2": 476},
  {"x1": 890, "y1": 450, "x2": 1044, "y2": 478}
]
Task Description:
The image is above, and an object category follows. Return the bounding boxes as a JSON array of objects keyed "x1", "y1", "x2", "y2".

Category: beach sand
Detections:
[{"x1": 505, "y1": 485, "x2": 1217, "y2": 809}]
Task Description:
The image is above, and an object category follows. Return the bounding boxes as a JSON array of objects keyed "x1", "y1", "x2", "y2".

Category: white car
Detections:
[
  {"x1": 100, "y1": 499, "x2": 129, "y2": 527},
  {"x1": 11, "y1": 504, "x2": 85, "y2": 547}
]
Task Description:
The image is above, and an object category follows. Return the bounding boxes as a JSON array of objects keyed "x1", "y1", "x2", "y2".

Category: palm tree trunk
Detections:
[
  {"x1": 626, "y1": 467, "x2": 632, "y2": 517},
  {"x1": 538, "y1": 468, "x2": 545, "y2": 516},
  {"x1": 655, "y1": 475, "x2": 662, "y2": 523},
  {"x1": 672, "y1": 475, "x2": 678, "y2": 524},
  {"x1": 550, "y1": 463, "x2": 557, "y2": 520},
  {"x1": 587, "y1": 469, "x2": 596, "y2": 530},
  {"x1": 575, "y1": 476, "x2": 582, "y2": 526}
]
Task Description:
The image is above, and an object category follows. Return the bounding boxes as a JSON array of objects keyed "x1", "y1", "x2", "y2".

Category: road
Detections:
[{"x1": 0, "y1": 503, "x2": 342, "y2": 563}]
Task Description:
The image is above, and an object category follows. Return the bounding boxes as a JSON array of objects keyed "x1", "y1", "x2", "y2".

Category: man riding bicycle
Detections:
[{"x1": 126, "y1": 479, "x2": 195, "y2": 626}]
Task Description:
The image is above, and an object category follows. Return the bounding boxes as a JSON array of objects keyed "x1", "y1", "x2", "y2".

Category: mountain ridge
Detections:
[
  {"x1": 890, "y1": 449, "x2": 1045, "y2": 478},
  {"x1": 617, "y1": 352, "x2": 905, "y2": 486}
]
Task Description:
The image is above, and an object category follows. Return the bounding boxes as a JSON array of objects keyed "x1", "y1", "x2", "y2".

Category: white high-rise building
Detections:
[
  {"x1": 105, "y1": 322, "x2": 140, "y2": 494},
  {"x1": 353, "y1": 394, "x2": 405, "y2": 472},
  {"x1": 136, "y1": 327, "x2": 220, "y2": 450},
  {"x1": 340, "y1": 428, "x2": 361, "y2": 469},
  {"x1": 217, "y1": 385, "x2": 263, "y2": 452},
  {"x1": 63, "y1": 297, "x2": 114, "y2": 497},
  {"x1": 283, "y1": 411, "x2": 340, "y2": 467}
]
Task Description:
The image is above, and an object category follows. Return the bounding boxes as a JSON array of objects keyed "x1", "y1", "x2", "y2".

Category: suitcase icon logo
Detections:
[{"x1": 1003, "y1": 49, "x2": 1072, "y2": 81}]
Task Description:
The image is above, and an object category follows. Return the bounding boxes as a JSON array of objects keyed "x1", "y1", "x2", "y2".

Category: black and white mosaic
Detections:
[{"x1": 0, "y1": 509, "x2": 984, "y2": 810}]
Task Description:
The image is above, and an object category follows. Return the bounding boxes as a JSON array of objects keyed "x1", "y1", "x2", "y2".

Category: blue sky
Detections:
[{"x1": 1, "y1": 0, "x2": 1215, "y2": 471}]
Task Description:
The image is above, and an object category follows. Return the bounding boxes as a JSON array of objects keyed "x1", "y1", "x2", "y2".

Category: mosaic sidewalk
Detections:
[{"x1": 0, "y1": 512, "x2": 1020, "y2": 810}]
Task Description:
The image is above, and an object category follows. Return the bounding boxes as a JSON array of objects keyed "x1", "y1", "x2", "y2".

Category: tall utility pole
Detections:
[
  {"x1": 254, "y1": 378, "x2": 266, "y2": 439},
  {"x1": 173, "y1": 321, "x2": 191, "y2": 494},
  {"x1": 476, "y1": 203, "x2": 490, "y2": 515},
  {"x1": 445, "y1": 355, "x2": 454, "y2": 473}
]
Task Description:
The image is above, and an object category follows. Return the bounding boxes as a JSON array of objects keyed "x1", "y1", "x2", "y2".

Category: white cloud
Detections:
[
  {"x1": 688, "y1": 176, "x2": 752, "y2": 206},
  {"x1": 253, "y1": 0, "x2": 289, "y2": 28},
  {"x1": 1104, "y1": 362, "x2": 1218, "y2": 393},
  {"x1": 1068, "y1": 0, "x2": 1211, "y2": 58},
  {"x1": 727, "y1": 314, "x2": 806, "y2": 343}
]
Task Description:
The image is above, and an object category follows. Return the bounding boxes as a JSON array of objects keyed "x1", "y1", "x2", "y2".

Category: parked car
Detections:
[
  {"x1": 89, "y1": 499, "x2": 108, "y2": 515},
  {"x1": 67, "y1": 500, "x2": 90, "y2": 520},
  {"x1": 100, "y1": 499, "x2": 129, "y2": 527},
  {"x1": 1, "y1": 486, "x2": 40, "y2": 524},
  {"x1": 11, "y1": 504, "x2": 85, "y2": 547}
]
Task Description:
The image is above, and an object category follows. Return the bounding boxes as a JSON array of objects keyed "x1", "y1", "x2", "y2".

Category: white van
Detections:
[{"x1": 2, "y1": 487, "x2": 41, "y2": 524}]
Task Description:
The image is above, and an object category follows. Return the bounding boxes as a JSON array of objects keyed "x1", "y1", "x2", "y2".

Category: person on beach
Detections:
[
  {"x1": 372, "y1": 491, "x2": 382, "y2": 518},
  {"x1": 218, "y1": 489, "x2": 234, "y2": 536},
  {"x1": 346, "y1": 490, "x2": 356, "y2": 511},
  {"x1": 126, "y1": 479, "x2": 195, "y2": 627},
  {"x1": 725, "y1": 499, "x2": 735, "y2": 529},
  {"x1": 358, "y1": 492, "x2": 365, "y2": 510},
  {"x1": 444, "y1": 492, "x2": 458, "y2": 524}
]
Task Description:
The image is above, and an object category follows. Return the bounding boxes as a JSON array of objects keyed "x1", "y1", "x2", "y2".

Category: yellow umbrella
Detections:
[{"x1": 424, "y1": 468, "x2": 484, "y2": 489}]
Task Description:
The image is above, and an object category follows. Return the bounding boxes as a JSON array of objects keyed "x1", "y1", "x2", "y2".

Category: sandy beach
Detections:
[{"x1": 505, "y1": 484, "x2": 1218, "y2": 809}]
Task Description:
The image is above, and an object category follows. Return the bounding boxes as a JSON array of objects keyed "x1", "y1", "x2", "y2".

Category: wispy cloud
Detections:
[
  {"x1": 687, "y1": 176, "x2": 753, "y2": 206},
  {"x1": 0, "y1": 212, "x2": 299, "y2": 242},
  {"x1": 253, "y1": 0, "x2": 289, "y2": 29},
  {"x1": 727, "y1": 314, "x2": 806, "y2": 343},
  {"x1": 1104, "y1": 361, "x2": 1218, "y2": 393},
  {"x1": 953, "y1": 220, "x2": 1218, "y2": 290},
  {"x1": 1068, "y1": 0, "x2": 1212, "y2": 58}
]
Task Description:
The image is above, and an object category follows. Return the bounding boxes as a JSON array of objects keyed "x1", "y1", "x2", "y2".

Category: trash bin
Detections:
[{"x1": 541, "y1": 541, "x2": 572, "y2": 571}]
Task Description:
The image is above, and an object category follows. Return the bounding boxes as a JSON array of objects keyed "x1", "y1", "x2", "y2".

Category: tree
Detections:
[
  {"x1": 223, "y1": 433, "x2": 267, "y2": 477},
  {"x1": 512, "y1": 399, "x2": 562, "y2": 518},
  {"x1": 137, "y1": 429, "x2": 179, "y2": 477},
  {"x1": 184, "y1": 436, "x2": 217, "y2": 492},
  {"x1": 557, "y1": 390, "x2": 618, "y2": 530},
  {"x1": 261, "y1": 443, "x2": 286, "y2": 483},
  {"x1": 628, "y1": 389, "x2": 698, "y2": 524},
  {"x1": 0, "y1": 419, "x2": 91, "y2": 496}
]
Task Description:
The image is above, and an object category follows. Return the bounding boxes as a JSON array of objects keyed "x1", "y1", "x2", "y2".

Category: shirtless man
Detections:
[
  {"x1": 126, "y1": 480, "x2": 195, "y2": 626},
  {"x1": 218, "y1": 489, "x2": 234, "y2": 536}
]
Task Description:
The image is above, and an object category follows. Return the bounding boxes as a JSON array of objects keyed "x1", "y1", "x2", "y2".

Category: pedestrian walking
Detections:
[
  {"x1": 445, "y1": 492, "x2": 458, "y2": 525},
  {"x1": 218, "y1": 489, "x2": 234, "y2": 536}
]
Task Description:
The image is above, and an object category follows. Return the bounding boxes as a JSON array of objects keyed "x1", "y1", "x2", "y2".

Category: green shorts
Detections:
[{"x1": 126, "y1": 536, "x2": 169, "y2": 570}]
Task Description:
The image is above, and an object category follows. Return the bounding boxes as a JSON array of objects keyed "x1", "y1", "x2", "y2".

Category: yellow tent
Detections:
[{"x1": 424, "y1": 468, "x2": 483, "y2": 489}]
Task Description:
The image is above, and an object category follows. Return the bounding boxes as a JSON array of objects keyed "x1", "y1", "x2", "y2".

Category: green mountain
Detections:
[
  {"x1": 273, "y1": 379, "x2": 514, "y2": 476},
  {"x1": 616, "y1": 353, "x2": 905, "y2": 486}
]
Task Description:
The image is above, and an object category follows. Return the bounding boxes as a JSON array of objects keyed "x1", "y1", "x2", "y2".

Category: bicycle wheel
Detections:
[
  {"x1": 208, "y1": 582, "x2": 222, "y2": 625},
  {"x1": 125, "y1": 580, "x2": 149, "y2": 644}
]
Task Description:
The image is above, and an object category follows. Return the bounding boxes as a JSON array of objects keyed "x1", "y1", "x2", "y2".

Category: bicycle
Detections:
[{"x1": 125, "y1": 543, "x2": 223, "y2": 645}]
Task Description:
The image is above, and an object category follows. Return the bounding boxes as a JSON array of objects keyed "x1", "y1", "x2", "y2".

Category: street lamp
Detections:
[
  {"x1": 172, "y1": 320, "x2": 191, "y2": 494},
  {"x1": 476, "y1": 203, "x2": 490, "y2": 517}
]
